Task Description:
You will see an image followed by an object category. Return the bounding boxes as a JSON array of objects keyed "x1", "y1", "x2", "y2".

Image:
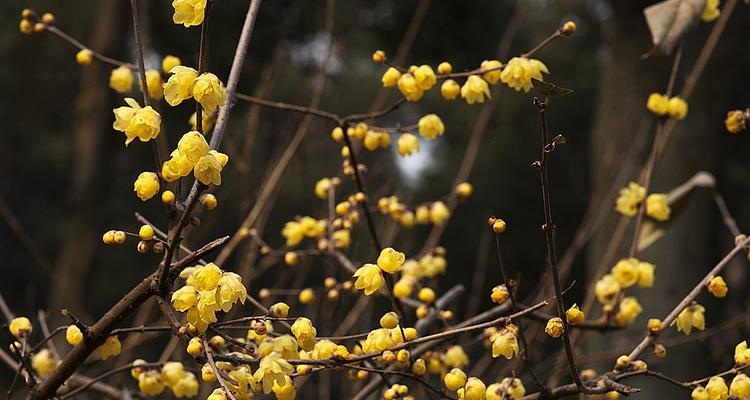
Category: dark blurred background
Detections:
[{"x1": 1, "y1": 0, "x2": 750, "y2": 398}]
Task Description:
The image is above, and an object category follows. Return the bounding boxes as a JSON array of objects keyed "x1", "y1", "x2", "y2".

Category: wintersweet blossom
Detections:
[
  {"x1": 194, "y1": 150, "x2": 229, "y2": 186},
  {"x1": 500, "y1": 57, "x2": 548, "y2": 92},
  {"x1": 702, "y1": 0, "x2": 720, "y2": 22},
  {"x1": 291, "y1": 317, "x2": 317, "y2": 352},
  {"x1": 673, "y1": 304, "x2": 705, "y2": 335},
  {"x1": 66, "y1": 325, "x2": 83, "y2": 346},
  {"x1": 481, "y1": 59, "x2": 503, "y2": 84},
  {"x1": 162, "y1": 55, "x2": 181, "y2": 74},
  {"x1": 192, "y1": 73, "x2": 227, "y2": 113},
  {"x1": 397, "y1": 133, "x2": 420, "y2": 156},
  {"x1": 133, "y1": 172, "x2": 160, "y2": 201},
  {"x1": 397, "y1": 73, "x2": 424, "y2": 102},
  {"x1": 97, "y1": 335, "x2": 121, "y2": 360},
  {"x1": 418, "y1": 114, "x2": 445, "y2": 139},
  {"x1": 109, "y1": 65, "x2": 133, "y2": 93},
  {"x1": 490, "y1": 329, "x2": 518, "y2": 359},
  {"x1": 113, "y1": 98, "x2": 161, "y2": 145},
  {"x1": 441, "y1": 79, "x2": 460, "y2": 100},
  {"x1": 353, "y1": 263, "x2": 384, "y2": 295},
  {"x1": 172, "y1": 0, "x2": 207, "y2": 27},
  {"x1": 164, "y1": 66, "x2": 198, "y2": 106},
  {"x1": 254, "y1": 352, "x2": 294, "y2": 394},
  {"x1": 413, "y1": 64, "x2": 436, "y2": 90},
  {"x1": 31, "y1": 349, "x2": 57, "y2": 377},
  {"x1": 9, "y1": 317, "x2": 32, "y2": 338},
  {"x1": 615, "y1": 181, "x2": 646, "y2": 216},
  {"x1": 461, "y1": 75, "x2": 491, "y2": 104},
  {"x1": 382, "y1": 67, "x2": 401, "y2": 87},
  {"x1": 377, "y1": 247, "x2": 406, "y2": 274}
]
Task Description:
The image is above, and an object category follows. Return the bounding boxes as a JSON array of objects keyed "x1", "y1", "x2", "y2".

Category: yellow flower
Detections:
[
  {"x1": 190, "y1": 263, "x2": 223, "y2": 291},
  {"x1": 161, "y1": 150, "x2": 194, "y2": 182},
  {"x1": 193, "y1": 73, "x2": 227, "y2": 113},
  {"x1": 545, "y1": 317, "x2": 564, "y2": 338},
  {"x1": 109, "y1": 65, "x2": 134, "y2": 93},
  {"x1": 312, "y1": 339, "x2": 337, "y2": 360},
  {"x1": 646, "y1": 193, "x2": 671, "y2": 221},
  {"x1": 636, "y1": 260, "x2": 655, "y2": 287},
  {"x1": 500, "y1": 57, "x2": 548, "y2": 92},
  {"x1": 702, "y1": 0, "x2": 720, "y2": 22},
  {"x1": 207, "y1": 388, "x2": 225, "y2": 400},
  {"x1": 113, "y1": 98, "x2": 161, "y2": 145},
  {"x1": 490, "y1": 329, "x2": 518, "y2": 359},
  {"x1": 282, "y1": 221, "x2": 305, "y2": 247},
  {"x1": 270, "y1": 302, "x2": 290, "y2": 318},
  {"x1": 418, "y1": 114, "x2": 445, "y2": 139},
  {"x1": 414, "y1": 65, "x2": 436, "y2": 90},
  {"x1": 253, "y1": 352, "x2": 294, "y2": 394},
  {"x1": 731, "y1": 373, "x2": 750, "y2": 398},
  {"x1": 291, "y1": 317, "x2": 317, "y2": 352},
  {"x1": 566, "y1": 304, "x2": 585, "y2": 325},
  {"x1": 667, "y1": 96, "x2": 688, "y2": 120},
  {"x1": 595, "y1": 274, "x2": 621, "y2": 304},
  {"x1": 353, "y1": 263, "x2": 384, "y2": 295},
  {"x1": 216, "y1": 272, "x2": 246, "y2": 311},
  {"x1": 186, "y1": 337, "x2": 203, "y2": 357},
  {"x1": 430, "y1": 201, "x2": 451, "y2": 225},
  {"x1": 66, "y1": 325, "x2": 83, "y2": 346},
  {"x1": 611, "y1": 258, "x2": 639, "y2": 288},
  {"x1": 441, "y1": 79, "x2": 460, "y2": 100},
  {"x1": 444, "y1": 368, "x2": 467, "y2": 391},
  {"x1": 397, "y1": 73, "x2": 424, "y2": 101},
  {"x1": 382, "y1": 67, "x2": 402, "y2": 87},
  {"x1": 162, "y1": 55, "x2": 182, "y2": 74},
  {"x1": 646, "y1": 93, "x2": 669, "y2": 116},
  {"x1": 615, "y1": 181, "x2": 646, "y2": 216},
  {"x1": 144, "y1": 69, "x2": 163, "y2": 100},
  {"x1": 177, "y1": 130, "x2": 209, "y2": 163},
  {"x1": 9, "y1": 317, "x2": 32, "y2": 338},
  {"x1": 172, "y1": 0, "x2": 207, "y2": 27},
  {"x1": 491, "y1": 285, "x2": 509, "y2": 304},
  {"x1": 692, "y1": 386, "x2": 710, "y2": 400},
  {"x1": 465, "y1": 377, "x2": 486, "y2": 400},
  {"x1": 75, "y1": 49, "x2": 93, "y2": 66},
  {"x1": 673, "y1": 304, "x2": 705, "y2": 335},
  {"x1": 726, "y1": 110, "x2": 748, "y2": 133},
  {"x1": 444, "y1": 345, "x2": 469, "y2": 368},
  {"x1": 461, "y1": 75, "x2": 491, "y2": 104},
  {"x1": 170, "y1": 371, "x2": 199, "y2": 397},
  {"x1": 31, "y1": 349, "x2": 57, "y2": 377},
  {"x1": 377, "y1": 247, "x2": 406, "y2": 274},
  {"x1": 97, "y1": 335, "x2": 121, "y2": 360},
  {"x1": 397, "y1": 133, "x2": 420, "y2": 156},
  {"x1": 706, "y1": 376, "x2": 728, "y2": 400},
  {"x1": 705, "y1": 275, "x2": 728, "y2": 298},
  {"x1": 164, "y1": 66, "x2": 198, "y2": 106},
  {"x1": 614, "y1": 297, "x2": 642, "y2": 326},
  {"x1": 332, "y1": 229, "x2": 350, "y2": 248},
  {"x1": 194, "y1": 150, "x2": 229, "y2": 186},
  {"x1": 735, "y1": 341, "x2": 750, "y2": 366},
  {"x1": 481, "y1": 59, "x2": 503, "y2": 84},
  {"x1": 314, "y1": 178, "x2": 331, "y2": 199},
  {"x1": 498, "y1": 378, "x2": 525, "y2": 400},
  {"x1": 133, "y1": 172, "x2": 160, "y2": 201},
  {"x1": 272, "y1": 375, "x2": 296, "y2": 400},
  {"x1": 138, "y1": 371, "x2": 166, "y2": 396},
  {"x1": 393, "y1": 276, "x2": 415, "y2": 298}
]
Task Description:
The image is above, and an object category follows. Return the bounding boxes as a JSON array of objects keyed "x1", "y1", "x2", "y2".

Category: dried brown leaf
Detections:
[{"x1": 643, "y1": 0, "x2": 705, "y2": 56}]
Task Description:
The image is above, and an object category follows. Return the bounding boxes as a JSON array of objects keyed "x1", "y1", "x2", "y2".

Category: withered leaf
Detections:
[
  {"x1": 643, "y1": 0, "x2": 705, "y2": 56},
  {"x1": 531, "y1": 78, "x2": 573, "y2": 97}
]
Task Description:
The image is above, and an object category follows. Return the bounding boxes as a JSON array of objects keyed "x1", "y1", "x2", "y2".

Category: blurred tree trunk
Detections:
[
  {"x1": 588, "y1": 1, "x2": 747, "y2": 395},
  {"x1": 49, "y1": 0, "x2": 129, "y2": 323}
]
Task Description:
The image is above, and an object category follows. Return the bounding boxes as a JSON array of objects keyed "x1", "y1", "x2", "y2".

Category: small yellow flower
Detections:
[
  {"x1": 97, "y1": 335, "x2": 121, "y2": 360},
  {"x1": 377, "y1": 247, "x2": 406, "y2": 274},
  {"x1": 430, "y1": 201, "x2": 451, "y2": 225},
  {"x1": 611, "y1": 258, "x2": 639, "y2": 288},
  {"x1": 134, "y1": 172, "x2": 160, "y2": 201},
  {"x1": 667, "y1": 96, "x2": 688, "y2": 120},
  {"x1": 393, "y1": 276, "x2": 414, "y2": 298},
  {"x1": 414, "y1": 64, "x2": 436, "y2": 90},
  {"x1": 636, "y1": 260, "x2": 655, "y2": 287},
  {"x1": 706, "y1": 376, "x2": 728, "y2": 400},
  {"x1": 418, "y1": 114, "x2": 445, "y2": 139},
  {"x1": 419, "y1": 287, "x2": 436, "y2": 303},
  {"x1": 730, "y1": 373, "x2": 750, "y2": 398},
  {"x1": 162, "y1": 55, "x2": 182, "y2": 73},
  {"x1": 500, "y1": 57, "x2": 548, "y2": 92},
  {"x1": 138, "y1": 224, "x2": 154, "y2": 241},
  {"x1": 253, "y1": 352, "x2": 294, "y2": 394},
  {"x1": 437, "y1": 61, "x2": 453, "y2": 74},
  {"x1": 75, "y1": 49, "x2": 93, "y2": 66},
  {"x1": 646, "y1": 193, "x2": 671, "y2": 221},
  {"x1": 353, "y1": 263, "x2": 384, "y2": 295},
  {"x1": 702, "y1": 0, "x2": 720, "y2": 22},
  {"x1": 691, "y1": 386, "x2": 710, "y2": 400},
  {"x1": 441, "y1": 79, "x2": 460, "y2": 100},
  {"x1": 397, "y1": 73, "x2": 424, "y2": 102},
  {"x1": 382, "y1": 67, "x2": 402, "y2": 87},
  {"x1": 200, "y1": 193, "x2": 217, "y2": 210},
  {"x1": 615, "y1": 181, "x2": 646, "y2": 216},
  {"x1": 735, "y1": 341, "x2": 750, "y2": 366},
  {"x1": 491, "y1": 285, "x2": 509, "y2": 304},
  {"x1": 31, "y1": 349, "x2": 57, "y2": 377},
  {"x1": 481, "y1": 59, "x2": 503, "y2": 84},
  {"x1": 456, "y1": 182, "x2": 473, "y2": 199},
  {"x1": 171, "y1": 286, "x2": 198, "y2": 311},
  {"x1": 614, "y1": 296, "x2": 643, "y2": 326},
  {"x1": 595, "y1": 274, "x2": 621, "y2": 304},
  {"x1": 9, "y1": 317, "x2": 33, "y2": 338},
  {"x1": 138, "y1": 371, "x2": 166, "y2": 396},
  {"x1": 66, "y1": 325, "x2": 83, "y2": 346},
  {"x1": 545, "y1": 317, "x2": 564, "y2": 338},
  {"x1": 312, "y1": 339, "x2": 337, "y2": 360},
  {"x1": 216, "y1": 272, "x2": 246, "y2": 311},
  {"x1": 144, "y1": 69, "x2": 163, "y2": 100},
  {"x1": 193, "y1": 73, "x2": 227, "y2": 113},
  {"x1": 673, "y1": 303, "x2": 705, "y2": 335},
  {"x1": 372, "y1": 50, "x2": 386, "y2": 63},
  {"x1": 380, "y1": 312, "x2": 399, "y2": 329},
  {"x1": 464, "y1": 377, "x2": 487, "y2": 400},
  {"x1": 161, "y1": 150, "x2": 193, "y2": 182},
  {"x1": 177, "y1": 131, "x2": 209, "y2": 163},
  {"x1": 270, "y1": 302, "x2": 290, "y2": 318},
  {"x1": 647, "y1": 318, "x2": 663, "y2": 334},
  {"x1": 194, "y1": 150, "x2": 229, "y2": 186},
  {"x1": 332, "y1": 229, "x2": 350, "y2": 248},
  {"x1": 490, "y1": 329, "x2": 518, "y2": 359},
  {"x1": 291, "y1": 317, "x2": 317, "y2": 352},
  {"x1": 707, "y1": 276, "x2": 728, "y2": 298},
  {"x1": 113, "y1": 98, "x2": 161, "y2": 145},
  {"x1": 164, "y1": 66, "x2": 198, "y2": 106},
  {"x1": 646, "y1": 93, "x2": 669, "y2": 116},
  {"x1": 272, "y1": 375, "x2": 296, "y2": 400},
  {"x1": 109, "y1": 65, "x2": 134, "y2": 93},
  {"x1": 444, "y1": 368, "x2": 467, "y2": 391},
  {"x1": 725, "y1": 110, "x2": 748, "y2": 133},
  {"x1": 397, "y1": 133, "x2": 420, "y2": 156},
  {"x1": 566, "y1": 304, "x2": 585, "y2": 324},
  {"x1": 172, "y1": 0, "x2": 207, "y2": 27},
  {"x1": 461, "y1": 75, "x2": 491, "y2": 104},
  {"x1": 186, "y1": 337, "x2": 203, "y2": 357}
]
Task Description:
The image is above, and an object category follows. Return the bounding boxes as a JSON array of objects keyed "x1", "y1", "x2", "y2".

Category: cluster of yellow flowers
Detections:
[
  {"x1": 614, "y1": 181, "x2": 671, "y2": 221},
  {"x1": 162, "y1": 131, "x2": 229, "y2": 186},
  {"x1": 171, "y1": 263, "x2": 247, "y2": 331},
  {"x1": 443, "y1": 367, "x2": 525, "y2": 400},
  {"x1": 353, "y1": 247, "x2": 406, "y2": 295},
  {"x1": 646, "y1": 93, "x2": 688, "y2": 120},
  {"x1": 673, "y1": 303, "x2": 706, "y2": 335},
  {"x1": 691, "y1": 374, "x2": 750, "y2": 399},
  {"x1": 281, "y1": 216, "x2": 327, "y2": 247},
  {"x1": 376, "y1": 50, "x2": 549, "y2": 105},
  {"x1": 377, "y1": 195, "x2": 454, "y2": 227},
  {"x1": 725, "y1": 109, "x2": 749, "y2": 133},
  {"x1": 108, "y1": 65, "x2": 165, "y2": 98},
  {"x1": 164, "y1": 66, "x2": 227, "y2": 114},
  {"x1": 131, "y1": 360, "x2": 199, "y2": 397}
]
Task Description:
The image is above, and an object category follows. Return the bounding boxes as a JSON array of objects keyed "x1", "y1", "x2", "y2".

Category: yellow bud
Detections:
[
  {"x1": 186, "y1": 337, "x2": 203, "y2": 357},
  {"x1": 284, "y1": 252, "x2": 299, "y2": 266},
  {"x1": 416, "y1": 305, "x2": 429, "y2": 319},
  {"x1": 299, "y1": 288, "x2": 315, "y2": 304},
  {"x1": 372, "y1": 50, "x2": 386, "y2": 63},
  {"x1": 455, "y1": 182, "x2": 473, "y2": 199},
  {"x1": 138, "y1": 225, "x2": 154, "y2": 241},
  {"x1": 647, "y1": 318, "x2": 663, "y2": 334},
  {"x1": 492, "y1": 219, "x2": 507, "y2": 233},
  {"x1": 200, "y1": 193, "x2": 217, "y2": 210},
  {"x1": 566, "y1": 304, "x2": 585, "y2": 325},
  {"x1": 615, "y1": 355, "x2": 630, "y2": 370},
  {"x1": 41, "y1": 13, "x2": 55, "y2": 25},
  {"x1": 19, "y1": 19, "x2": 33, "y2": 34},
  {"x1": 161, "y1": 190, "x2": 176, "y2": 205},
  {"x1": 418, "y1": 287, "x2": 436, "y2": 303},
  {"x1": 76, "y1": 49, "x2": 94, "y2": 66},
  {"x1": 444, "y1": 368, "x2": 467, "y2": 391},
  {"x1": 270, "y1": 302, "x2": 290, "y2": 318},
  {"x1": 437, "y1": 61, "x2": 453, "y2": 75},
  {"x1": 545, "y1": 317, "x2": 564, "y2": 338},
  {"x1": 380, "y1": 312, "x2": 399, "y2": 329},
  {"x1": 561, "y1": 20, "x2": 576, "y2": 35}
]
